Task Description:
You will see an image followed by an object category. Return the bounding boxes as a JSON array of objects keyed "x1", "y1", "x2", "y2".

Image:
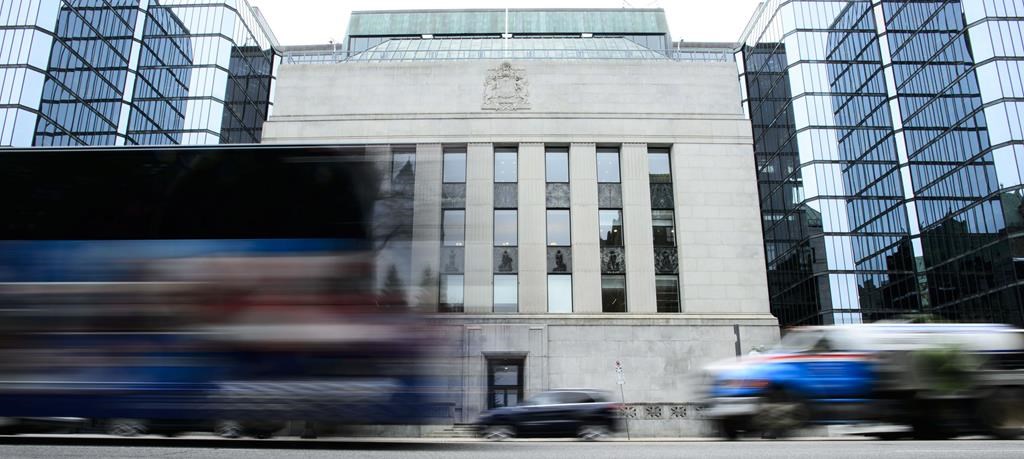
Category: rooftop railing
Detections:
[{"x1": 280, "y1": 47, "x2": 733, "y2": 64}]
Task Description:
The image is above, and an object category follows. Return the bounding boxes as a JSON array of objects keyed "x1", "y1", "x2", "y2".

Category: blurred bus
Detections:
[{"x1": 0, "y1": 145, "x2": 448, "y2": 437}]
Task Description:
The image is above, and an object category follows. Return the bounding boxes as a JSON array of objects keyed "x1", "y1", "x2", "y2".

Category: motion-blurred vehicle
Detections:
[
  {"x1": 475, "y1": 389, "x2": 622, "y2": 440},
  {"x1": 0, "y1": 417, "x2": 86, "y2": 435},
  {"x1": 0, "y1": 145, "x2": 453, "y2": 439},
  {"x1": 703, "y1": 323, "x2": 1024, "y2": 439}
]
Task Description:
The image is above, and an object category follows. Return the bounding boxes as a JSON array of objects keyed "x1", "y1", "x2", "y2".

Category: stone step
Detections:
[{"x1": 424, "y1": 424, "x2": 478, "y2": 438}]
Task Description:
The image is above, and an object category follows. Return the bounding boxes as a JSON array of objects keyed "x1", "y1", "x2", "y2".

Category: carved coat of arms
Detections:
[{"x1": 482, "y1": 62, "x2": 530, "y2": 111}]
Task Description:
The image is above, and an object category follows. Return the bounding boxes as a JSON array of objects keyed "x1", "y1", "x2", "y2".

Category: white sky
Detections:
[{"x1": 247, "y1": 0, "x2": 763, "y2": 46}]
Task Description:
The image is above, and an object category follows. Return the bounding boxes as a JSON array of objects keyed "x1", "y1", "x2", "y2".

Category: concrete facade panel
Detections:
[
  {"x1": 569, "y1": 143, "x2": 601, "y2": 313},
  {"x1": 411, "y1": 144, "x2": 443, "y2": 310},
  {"x1": 672, "y1": 142, "x2": 769, "y2": 315},
  {"x1": 464, "y1": 143, "x2": 494, "y2": 313},
  {"x1": 620, "y1": 143, "x2": 657, "y2": 313},
  {"x1": 518, "y1": 143, "x2": 547, "y2": 313}
]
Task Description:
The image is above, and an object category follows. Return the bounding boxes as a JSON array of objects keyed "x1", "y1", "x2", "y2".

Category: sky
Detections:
[{"x1": 247, "y1": 0, "x2": 764, "y2": 46}]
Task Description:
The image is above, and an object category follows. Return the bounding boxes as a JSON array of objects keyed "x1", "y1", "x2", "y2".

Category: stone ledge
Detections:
[{"x1": 424, "y1": 314, "x2": 779, "y2": 326}]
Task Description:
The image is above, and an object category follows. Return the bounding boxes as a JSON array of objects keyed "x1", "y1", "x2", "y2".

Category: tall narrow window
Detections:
[
  {"x1": 601, "y1": 275, "x2": 627, "y2": 312},
  {"x1": 494, "y1": 147, "x2": 518, "y2": 312},
  {"x1": 493, "y1": 275, "x2": 518, "y2": 313},
  {"x1": 648, "y1": 151, "x2": 671, "y2": 183},
  {"x1": 547, "y1": 275, "x2": 573, "y2": 313},
  {"x1": 596, "y1": 149, "x2": 620, "y2": 183},
  {"x1": 545, "y1": 150, "x2": 569, "y2": 183},
  {"x1": 649, "y1": 147, "x2": 678, "y2": 313},
  {"x1": 494, "y1": 149, "x2": 518, "y2": 183},
  {"x1": 546, "y1": 210, "x2": 571, "y2": 246},
  {"x1": 442, "y1": 210, "x2": 465, "y2": 246},
  {"x1": 656, "y1": 275, "x2": 680, "y2": 313},
  {"x1": 440, "y1": 274, "x2": 464, "y2": 313},
  {"x1": 652, "y1": 210, "x2": 675, "y2": 247},
  {"x1": 442, "y1": 150, "x2": 466, "y2": 183},
  {"x1": 599, "y1": 209, "x2": 624, "y2": 247},
  {"x1": 494, "y1": 210, "x2": 518, "y2": 246},
  {"x1": 391, "y1": 149, "x2": 415, "y2": 184}
]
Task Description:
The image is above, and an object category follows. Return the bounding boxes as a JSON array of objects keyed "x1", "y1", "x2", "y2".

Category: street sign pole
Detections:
[{"x1": 615, "y1": 361, "x2": 630, "y2": 440}]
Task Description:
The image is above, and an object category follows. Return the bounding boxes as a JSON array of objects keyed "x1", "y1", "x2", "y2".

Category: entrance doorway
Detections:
[{"x1": 487, "y1": 359, "x2": 524, "y2": 409}]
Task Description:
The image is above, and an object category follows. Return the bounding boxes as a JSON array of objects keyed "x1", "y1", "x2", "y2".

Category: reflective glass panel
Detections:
[
  {"x1": 545, "y1": 150, "x2": 569, "y2": 182},
  {"x1": 596, "y1": 150, "x2": 620, "y2": 183},
  {"x1": 652, "y1": 210, "x2": 675, "y2": 247},
  {"x1": 494, "y1": 210, "x2": 518, "y2": 246},
  {"x1": 443, "y1": 151, "x2": 466, "y2": 183},
  {"x1": 546, "y1": 210, "x2": 571, "y2": 246},
  {"x1": 547, "y1": 274, "x2": 573, "y2": 313},
  {"x1": 648, "y1": 151, "x2": 671, "y2": 183},
  {"x1": 440, "y1": 274, "x2": 464, "y2": 312},
  {"x1": 493, "y1": 274, "x2": 518, "y2": 313},
  {"x1": 599, "y1": 209, "x2": 624, "y2": 247},
  {"x1": 656, "y1": 275, "x2": 680, "y2": 313},
  {"x1": 601, "y1": 275, "x2": 627, "y2": 312},
  {"x1": 494, "y1": 150, "x2": 518, "y2": 183},
  {"x1": 442, "y1": 210, "x2": 465, "y2": 246},
  {"x1": 392, "y1": 151, "x2": 415, "y2": 183}
]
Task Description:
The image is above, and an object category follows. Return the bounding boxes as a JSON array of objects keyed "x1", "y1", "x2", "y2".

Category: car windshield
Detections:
[{"x1": 771, "y1": 329, "x2": 825, "y2": 353}]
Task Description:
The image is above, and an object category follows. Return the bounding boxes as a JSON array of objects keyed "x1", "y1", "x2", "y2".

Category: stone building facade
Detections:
[{"x1": 263, "y1": 8, "x2": 778, "y2": 437}]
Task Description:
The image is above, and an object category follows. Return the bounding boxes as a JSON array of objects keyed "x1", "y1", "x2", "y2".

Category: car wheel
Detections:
[
  {"x1": 248, "y1": 429, "x2": 275, "y2": 439},
  {"x1": 577, "y1": 424, "x2": 610, "y2": 441},
  {"x1": 107, "y1": 419, "x2": 147, "y2": 437},
  {"x1": 215, "y1": 421, "x2": 243, "y2": 439},
  {"x1": 980, "y1": 388, "x2": 1024, "y2": 440},
  {"x1": 717, "y1": 419, "x2": 741, "y2": 440},
  {"x1": 756, "y1": 389, "x2": 808, "y2": 438},
  {"x1": 242, "y1": 421, "x2": 283, "y2": 439},
  {"x1": 481, "y1": 425, "x2": 515, "y2": 441},
  {"x1": 0, "y1": 418, "x2": 19, "y2": 435}
]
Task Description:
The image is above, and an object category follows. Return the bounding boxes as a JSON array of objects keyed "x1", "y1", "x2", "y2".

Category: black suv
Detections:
[{"x1": 475, "y1": 389, "x2": 623, "y2": 440}]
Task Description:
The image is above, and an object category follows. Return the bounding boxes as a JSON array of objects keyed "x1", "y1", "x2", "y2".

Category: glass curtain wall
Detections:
[
  {"x1": 0, "y1": 0, "x2": 279, "y2": 147},
  {"x1": 738, "y1": 0, "x2": 1024, "y2": 326}
]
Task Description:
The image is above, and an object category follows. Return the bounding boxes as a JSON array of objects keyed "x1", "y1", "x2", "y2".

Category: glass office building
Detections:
[
  {"x1": 0, "y1": 0, "x2": 279, "y2": 147},
  {"x1": 738, "y1": 0, "x2": 1024, "y2": 326}
]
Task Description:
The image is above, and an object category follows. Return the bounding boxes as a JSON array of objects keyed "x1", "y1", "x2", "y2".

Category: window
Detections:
[
  {"x1": 596, "y1": 149, "x2": 620, "y2": 183},
  {"x1": 546, "y1": 210, "x2": 571, "y2": 246},
  {"x1": 440, "y1": 274, "x2": 464, "y2": 312},
  {"x1": 599, "y1": 209, "x2": 624, "y2": 247},
  {"x1": 494, "y1": 149, "x2": 517, "y2": 183},
  {"x1": 442, "y1": 210, "x2": 465, "y2": 246},
  {"x1": 547, "y1": 275, "x2": 573, "y2": 313},
  {"x1": 656, "y1": 275, "x2": 680, "y2": 313},
  {"x1": 652, "y1": 210, "x2": 675, "y2": 247},
  {"x1": 601, "y1": 275, "x2": 627, "y2": 312},
  {"x1": 443, "y1": 150, "x2": 466, "y2": 183},
  {"x1": 545, "y1": 149, "x2": 569, "y2": 182},
  {"x1": 494, "y1": 210, "x2": 517, "y2": 246},
  {"x1": 392, "y1": 150, "x2": 415, "y2": 177},
  {"x1": 391, "y1": 149, "x2": 415, "y2": 190},
  {"x1": 648, "y1": 150, "x2": 671, "y2": 183},
  {"x1": 493, "y1": 274, "x2": 518, "y2": 313}
]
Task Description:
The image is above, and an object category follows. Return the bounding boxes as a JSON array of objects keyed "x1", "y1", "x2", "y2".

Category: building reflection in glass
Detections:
[
  {"x1": 0, "y1": 0, "x2": 278, "y2": 147},
  {"x1": 738, "y1": 0, "x2": 1024, "y2": 326}
]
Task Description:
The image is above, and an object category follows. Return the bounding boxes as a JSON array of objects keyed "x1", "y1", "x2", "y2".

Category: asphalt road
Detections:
[{"x1": 2, "y1": 437, "x2": 1024, "y2": 459}]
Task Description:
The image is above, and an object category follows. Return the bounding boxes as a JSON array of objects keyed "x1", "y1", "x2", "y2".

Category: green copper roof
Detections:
[{"x1": 347, "y1": 9, "x2": 670, "y2": 37}]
